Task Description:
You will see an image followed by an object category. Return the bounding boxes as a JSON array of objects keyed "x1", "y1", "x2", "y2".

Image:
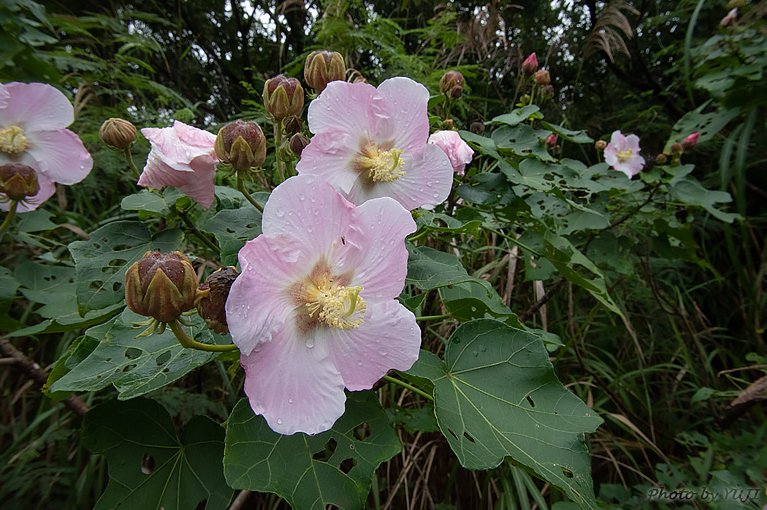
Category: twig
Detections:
[{"x1": 518, "y1": 277, "x2": 565, "y2": 323}]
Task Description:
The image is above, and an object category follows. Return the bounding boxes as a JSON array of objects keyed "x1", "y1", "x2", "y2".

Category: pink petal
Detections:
[
  {"x1": 609, "y1": 130, "x2": 626, "y2": 148},
  {"x1": 0, "y1": 173, "x2": 56, "y2": 212},
  {"x1": 325, "y1": 300, "x2": 420, "y2": 391},
  {"x1": 240, "y1": 321, "x2": 346, "y2": 435},
  {"x1": 262, "y1": 175, "x2": 355, "y2": 258},
  {"x1": 428, "y1": 131, "x2": 474, "y2": 175},
  {"x1": 0, "y1": 82, "x2": 74, "y2": 131},
  {"x1": 376, "y1": 77, "x2": 431, "y2": 153},
  {"x1": 226, "y1": 234, "x2": 313, "y2": 356},
  {"x1": 295, "y1": 131, "x2": 360, "y2": 194},
  {"x1": 0, "y1": 84, "x2": 9, "y2": 108},
  {"x1": 27, "y1": 129, "x2": 93, "y2": 185},
  {"x1": 624, "y1": 134, "x2": 641, "y2": 152},
  {"x1": 336, "y1": 197, "x2": 416, "y2": 300},
  {"x1": 307, "y1": 81, "x2": 385, "y2": 139},
  {"x1": 173, "y1": 120, "x2": 217, "y2": 148}
]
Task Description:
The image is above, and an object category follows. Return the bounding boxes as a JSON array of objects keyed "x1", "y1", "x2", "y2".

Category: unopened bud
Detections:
[
  {"x1": 545, "y1": 134, "x2": 557, "y2": 149},
  {"x1": 195, "y1": 266, "x2": 239, "y2": 334},
  {"x1": 284, "y1": 116, "x2": 304, "y2": 136},
  {"x1": 670, "y1": 143, "x2": 682, "y2": 155},
  {"x1": 289, "y1": 133, "x2": 309, "y2": 157},
  {"x1": 470, "y1": 121, "x2": 485, "y2": 135},
  {"x1": 521, "y1": 53, "x2": 538, "y2": 77},
  {"x1": 125, "y1": 251, "x2": 198, "y2": 323},
  {"x1": 681, "y1": 132, "x2": 699, "y2": 151},
  {"x1": 442, "y1": 119, "x2": 454, "y2": 130},
  {"x1": 99, "y1": 118, "x2": 137, "y2": 149},
  {"x1": 215, "y1": 120, "x2": 267, "y2": 171},
  {"x1": 439, "y1": 71, "x2": 465, "y2": 98},
  {"x1": 671, "y1": 157, "x2": 682, "y2": 167},
  {"x1": 450, "y1": 84, "x2": 464, "y2": 99},
  {"x1": 535, "y1": 70, "x2": 551, "y2": 86},
  {"x1": 304, "y1": 50, "x2": 346, "y2": 92},
  {"x1": 264, "y1": 75, "x2": 304, "y2": 121},
  {"x1": 656, "y1": 153, "x2": 668, "y2": 164},
  {"x1": 0, "y1": 163, "x2": 39, "y2": 201},
  {"x1": 543, "y1": 84, "x2": 554, "y2": 97},
  {"x1": 595, "y1": 140, "x2": 607, "y2": 150}
]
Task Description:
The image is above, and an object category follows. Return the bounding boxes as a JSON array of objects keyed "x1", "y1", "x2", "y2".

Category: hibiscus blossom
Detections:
[
  {"x1": 296, "y1": 77, "x2": 453, "y2": 210},
  {"x1": 225, "y1": 174, "x2": 420, "y2": 435},
  {"x1": 428, "y1": 130, "x2": 474, "y2": 176},
  {"x1": 138, "y1": 121, "x2": 217, "y2": 208},
  {"x1": 604, "y1": 130, "x2": 645, "y2": 178},
  {"x1": 0, "y1": 82, "x2": 93, "y2": 211}
]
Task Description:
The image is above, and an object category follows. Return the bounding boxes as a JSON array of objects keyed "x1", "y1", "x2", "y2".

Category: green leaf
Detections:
[
  {"x1": 15, "y1": 209, "x2": 57, "y2": 232},
  {"x1": 456, "y1": 172, "x2": 518, "y2": 207},
  {"x1": 439, "y1": 281, "x2": 521, "y2": 327},
  {"x1": 540, "y1": 122, "x2": 593, "y2": 144},
  {"x1": 69, "y1": 221, "x2": 183, "y2": 315},
  {"x1": 83, "y1": 398, "x2": 233, "y2": 510},
  {"x1": 665, "y1": 101, "x2": 740, "y2": 152},
  {"x1": 457, "y1": 130, "x2": 501, "y2": 160},
  {"x1": 487, "y1": 105, "x2": 541, "y2": 127},
  {"x1": 0, "y1": 266, "x2": 21, "y2": 301},
  {"x1": 492, "y1": 124, "x2": 555, "y2": 161},
  {"x1": 386, "y1": 404, "x2": 439, "y2": 433},
  {"x1": 407, "y1": 243, "x2": 494, "y2": 294},
  {"x1": 121, "y1": 190, "x2": 172, "y2": 216},
  {"x1": 203, "y1": 207, "x2": 262, "y2": 266},
  {"x1": 49, "y1": 308, "x2": 231, "y2": 399},
  {"x1": 223, "y1": 391, "x2": 401, "y2": 510},
  {"x1": 668, "y1": 175, "x2": 739, "y2": 223},
  {"x1": 414, "y1": 211, "x2": 481, "y2": 237},
  {"x1": 407, "y1": 321, "x2": 603, "y2": 510}
]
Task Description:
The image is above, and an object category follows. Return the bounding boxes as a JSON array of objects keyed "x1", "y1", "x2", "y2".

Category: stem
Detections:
[
  {"x1": 274, "y1": 119, "x2": 285, "y2": 183},
  {"x1": 124, "y1": 147, "x2": 141, "y2": 180},
  {"x1": 0, "y1": 200, "x2": 19, "y2": 238},
  {"x1": 237, "y1": 172, "x2": 264, "y2": 212},
  {"x1": 168, "y1": 319, "x2": 239, "y2": 352},
  {"x1": 178, "y1": 207, "x2": 220, "y2": 254},
  {"x1": 382, "y1": 374, "x2": 433, "y2": 401},
  {"x1": 416, "y1": 314, "x2": 452, "y2": 322}
]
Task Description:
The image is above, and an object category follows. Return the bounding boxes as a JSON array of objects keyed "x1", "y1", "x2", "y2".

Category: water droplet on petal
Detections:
[
  {"x1": 289, "y1": 398, "x2": 293, "y2": 404},
  {"x1": 277, "y1": 418, "x2": 283, "y2": 425},
  {"x1": 306, "y1": 338, "x2": 315, "y2": 348}
]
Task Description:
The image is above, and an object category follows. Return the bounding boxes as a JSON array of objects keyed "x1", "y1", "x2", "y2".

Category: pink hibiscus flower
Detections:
[
  {"x1": 138, "y1": 121, "x2": 218, "y2": 208},
  {"x1": 296, "y1": 77, "x2": 453, "y2": 210},
  {"x1": 225, "y1": 174, "x2": 420, "y2": 435},
  {"x1": 428, "y1": 130, "x2": 474, "y2": 176},
  {"x1": 604, "y1": 130, "x2": 645, "y2": 178},
  {"x1": 0, "y1": 82, "x2": 93, "y2": 211}
]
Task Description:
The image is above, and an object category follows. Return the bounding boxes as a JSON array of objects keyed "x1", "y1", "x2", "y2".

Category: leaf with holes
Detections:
[
  {"x1": 407, "y1": 321, "x2": 604, "y2": 510},
  {"x1": 83, "y1": 397, "x2": 233, "y2": 510},
  {"x1": 69, "y1": 220, "x2": 183, "y2": 315},
  {"x1": 203, "y1": 207, "x2": 263, "y2": 266},
  {"x1": 223, "y1": 391, "x2": 401, "y2": 510},
  {"x1": 406, "y1": 243, "x2": 495, "y2": 295},
  {"x1": 49, "y1": 308, "x2": 233, "y2": 399}
]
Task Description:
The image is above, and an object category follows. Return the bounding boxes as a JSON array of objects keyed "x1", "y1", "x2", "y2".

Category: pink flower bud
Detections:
[
  {"x1": 545, "y1": 134, "x2": 557, "y2": 149},
  {"x1": 681, "y1": 132, "x2": 699, "y2": 151},
  {"x1": 439, "y1": 70, "x2": 465, "y2": 98},
  {"x1": 522, "y1": 53, "x2": 538, "y2": 77}
]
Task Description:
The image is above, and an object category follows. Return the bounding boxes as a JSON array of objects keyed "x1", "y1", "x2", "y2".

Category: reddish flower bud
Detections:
[
  {"x1": 0, "y1": 164, "x2": 39, "y2": 201},
  {"x1": 264, "y1": 75, "x2": 305, "y2": 121},
  {"x1": 535, "y1": 69, "x2": 551, "y2": 86},
  {"x1": 284, "y1": 116, "x2": 304, "y2": 136},
  {"x1": 522, "y1": 53, "x2": 538, "y2": 77},
  {"x1": 545, "y1": 134, "x2": 557, "y2": 149},
  {"x1": 439, "y1": 70, "x2": 465, "y2": 98},
  {"x1": 195, "y1": 266, "x2": 239, "y2": 334},
  {"x1": 670, "y1": 143, "x2": 682, "y2": 155},
  {"x1": 289, "y1": 133, "x2": 309, "y2": 157},
  {"x1": 442, "y1": 119, "x2": 454, "y2": 130},
  {"x1": 656, "y1": 153, "x2": 668, "y2": 164},
  {"x1": 214, "y1": 120, "x2": 267, "y2": 171},
  {"x1": 681, "y1": 132, "x2": 699, "y2": 151},
  {"x1": 470, "y1": 121, "x2": 485, "y2": 135},
  {"x1": 99, "y1": 118, "x2": 137, "y2": 149},
  {"x1": 595, "y1": 140, "x2": 607, "y2": 150},
  {"x1": 125, "y1": 251, "x2": 198, "y2": 323},
  {"x1": 304, "y1": 50, "x2": 346, "y2": 92}
]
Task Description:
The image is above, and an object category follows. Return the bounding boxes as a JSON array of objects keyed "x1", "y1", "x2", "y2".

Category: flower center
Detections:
[
  {"x1": 0, "y1": 126, "x2": 28, "y2": 154},
  {"x1": 358, "y1": 146, "x2": 406, "y2": 182},
  {"x1": 306, "y1": 283, "x2": 366, "y2": 330},
  {"x1": 616, "y1": 148, "x2": 633, "y2": 163}
]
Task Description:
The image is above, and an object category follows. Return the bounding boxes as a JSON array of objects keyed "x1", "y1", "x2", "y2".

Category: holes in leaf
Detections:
[
  {"x1": 105, "y1": 358, "x2": 111, "y2": 362},
  {"x1": 161, "y1": 368, "x2": 169, "y2": 373},
  {"x1": 561, "y1": 467, "x2": 574, "y2": 478},
  {"x1": 353, "y1": 423, "x2": 371, "y2": 442},
  {"x1": 463, "y1": 432, "x2": 476, "y2": 443},
  {"x1": 447, "y1": 428, "x2": 459, "y2": 440},
  {"x1": 68, "y1": 278, "x2": 75, "y2": 284},
  {"x1": 89, "y1": 281, "x2": 103, "y2": 291},
  {"x1": 112, "y1": 244, "x2": 131, "y2": 251},
  {"x1": 225, "y1": 228, "x2": 235, "y2": 234},
  {"x1": 141, "y1": 453, "x2": 155, "y2": 474},
  {"x1": 124, "y1": 347, "x2": 142, "y2": 360},
  {"x1": 155, "y1": 351, "x2": 171, "y2": 366},
  {"x1": 246, "y1": 223, "x2": 258, "y2": 229},
  {"x1": 43, "y1": 275, "x2": 57, "y2": 282},
  {"x1": 92, "y1": 243, "x2": 100, "y2": 249},
  {"x1": 112, "y1": 282, "x2": 122, "y2": 292},
  {"x1": 101, "y1": 259, "x2": 127, "y2": 274},
  {"x1": 122, "y1": 364, "x2": 137, "y2": 372},
  {"x1": 338, "y1": 457, "x2": 357, "y2": 474},
  {"x1": 526, "y1": 395, "x2": 536, "y2": 408},
  {"x1": 101, "y1": 237, "x2": 109, "y2": 243},
  {"x1": 312, "y1": 438, "x2": 337, "y2": 462}
]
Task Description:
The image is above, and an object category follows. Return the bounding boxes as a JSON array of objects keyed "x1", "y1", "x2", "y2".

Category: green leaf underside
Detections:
[
  {"x1": 83, "y1": 398, "x2": 232, "y2": 510},
  {"x1": 48, "y1": 308, "x2": 229, "y2": 399},
  {"x1": 69, "y1": 220, "x2": 183, "y2": 315},
  {"x1": 407, "y1": 320, "x2": 603, "y2": 510},
  {"x1": 223, "y1": 391, "x2": 401, "y2": 510}
]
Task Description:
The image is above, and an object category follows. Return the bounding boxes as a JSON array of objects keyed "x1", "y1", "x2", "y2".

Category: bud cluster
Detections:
[
  {"x1": 439, "y1": 70, "x2": 465, "y2": 100},
  {"x1": 215, "y1": 120, "x2": 267, "y2": 171}
]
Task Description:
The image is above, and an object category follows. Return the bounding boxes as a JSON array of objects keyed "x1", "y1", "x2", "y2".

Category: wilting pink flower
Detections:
[
  {"x1": 296, "y1": 77, "x2": 453, "y2": 210},
  {"x1": 604, "y1": 130, "x2": 645, "y2": 178},
  {"x1": 682, "y1": 132, "x2": 699, "y2": 151},
  {"x1": 138, "y1": 121, "x2": 217, "y2": 208},
  {"x1": 428, "y1": 130, "x2": 474, "y2": 176},
  {"x1": 225, "y1": 174, "x2": 420, "y2": 435},
  {"x1": 0, "y1": 82, "x2": 92, "y2": 211}
]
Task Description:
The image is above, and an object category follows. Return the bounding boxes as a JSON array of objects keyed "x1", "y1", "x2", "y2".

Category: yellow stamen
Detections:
[
  {"x1": 616, "y1": 148, "x2": 633, "y2": 163},
  {"x1": 0, "y1": 126, "x2": 28, "y2": 154},
  {"x1": 306, "y1": 283, "x2": 366, "y2": 330},
  {"x1": 358, "y1": 146, "x2": 406, "y2": 182}
]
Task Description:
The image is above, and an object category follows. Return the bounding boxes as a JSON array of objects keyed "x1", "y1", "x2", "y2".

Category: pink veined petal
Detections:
[
  {"x1": 0, "y1": 82, "x2": 74, "y2": 131},
  {"x1": 295, "y1": 130, "x2": 360, "y2": 194},
  {"x1": 428, "y1": 131, "x2": 474, "y2": 175},
  {"x1": 325, "y1": 300, "x2": 420, "y2": 391},
  {"x1": 0, "y1": 173, "x2": 56, "y2": 212},
  {"x1": 603, "y1": 144, "x2": 619, "y2": 167},
  {"x1": 137, "y1": 151, "x2": 216, "y2": 208},
  {"x1": 609, "y1": 130, "x2": 626, "y2": 148},
  {"x1": 27, "y1": 129, "x2": 93, "y2": 185},
  {"x1": 307, "y1": 80, "x2": 386, "y2": 139},
  {"x1": 0, "y1": 83, "x2": 9, "y2": 109},
  {"x1": 624, "y1": 134, "x2": 642, "y2": 153},
  {"x1": 240, "y1": 320, "x2": 346, "y2": 435},
  {"x1": 262, "y1": 175, "x2": 355, "y2": 259},
  {"x1": 376, "y1": 77, "x2": 431, "y2": 153},
  {"x1": 346, "y1": 143, "x2": 453, "y2": 210},
  {"x1": 172, "y1": 120, "x2": 217, "y2": 148},
  {"x1": 226, "y1": 233, "x2": 314, "y2": 357},
  {"x1": 334, "y1": 196, "x2": 416, "y2": 300},
  {"x1": 141, "y1": 124, "x2": 215, "y2": 168}
]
